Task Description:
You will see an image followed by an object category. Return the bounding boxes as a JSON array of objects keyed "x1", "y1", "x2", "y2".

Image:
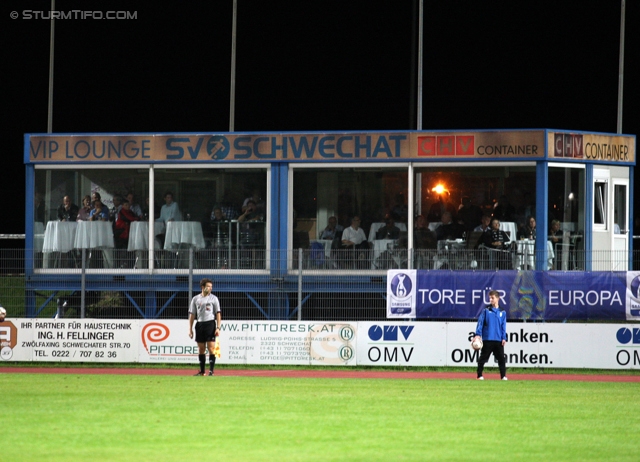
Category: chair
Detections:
[
  {"x1": 308, "y1": 241, "x2": 326, "y2": 268},
  {"x1": 467, "y1": 231, "x2": 484, "y2": 249}
]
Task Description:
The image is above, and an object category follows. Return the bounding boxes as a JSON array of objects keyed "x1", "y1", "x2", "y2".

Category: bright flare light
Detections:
[{"x1": 432, "y1": 184, "x2": 447, "y2": 194}]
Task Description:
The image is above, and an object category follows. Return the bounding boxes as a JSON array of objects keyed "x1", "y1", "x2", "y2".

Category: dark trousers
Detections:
[{"x1": 477, "y1": 340, "x2": 506, "y2": 378}]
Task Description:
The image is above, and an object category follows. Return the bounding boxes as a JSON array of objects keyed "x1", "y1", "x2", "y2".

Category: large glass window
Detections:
[
  {"x1": 34, "y1": 167, "x2": 268, "y2": 271},
  {"x1": 414, "y1": 165, "x2": 536, "y2": 232},
  {"x1": 293, "y1": 167, "x2": 409, "y2": 242},
  {"x1": 548, "y1": 166, "x2": 585, "y2": 270}
]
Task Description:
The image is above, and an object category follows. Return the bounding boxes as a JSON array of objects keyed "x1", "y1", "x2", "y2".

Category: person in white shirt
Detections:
[
  {"x1": 342, "y1": 216, "x2": 367, "y2": 247},
  {"x1": 157, "y1": 191, "x2": 182, "y2": 223},
  {"x1": 339, "y1": 216, "x2": 369, "y2": 267}
]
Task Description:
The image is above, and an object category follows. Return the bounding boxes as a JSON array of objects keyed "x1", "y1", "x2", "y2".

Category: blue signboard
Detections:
[{"x1": 387, "y1": 270, "x2": 633, "y2": 321}]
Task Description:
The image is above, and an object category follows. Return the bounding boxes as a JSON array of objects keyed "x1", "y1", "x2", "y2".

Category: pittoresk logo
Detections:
[{"x1": 141, "y1": 323, "x2": 170, "y2": 353}]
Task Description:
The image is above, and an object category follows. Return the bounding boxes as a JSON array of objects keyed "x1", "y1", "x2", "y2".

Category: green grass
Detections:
[{"x1": 2, "y1": 373, "x2": 639, "y2": 461}]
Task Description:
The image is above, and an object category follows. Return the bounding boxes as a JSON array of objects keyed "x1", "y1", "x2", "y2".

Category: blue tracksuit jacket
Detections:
[{"x1": 475, "y1": 306, "x2": 507, "y2": 342}]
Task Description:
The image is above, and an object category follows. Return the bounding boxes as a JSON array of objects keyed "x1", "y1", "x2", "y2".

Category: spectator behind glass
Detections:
[
  {"x1": 238, "y1": 200, "x2": 263, "y2": 222},
  {"x1": 518, "y1": 216, "x2": 536, "y2": 240},
  {"x1": 157, "y1": 192, "x2": 182, "y2": 223},
  {"x1": 211, "y1": 206, "x2": 228, "y2": 223},
  {"x1": 457, "y1": 196, "x2": 482, "y2": 233},
  {"x1": 482, "y1": 218, "x2": 511, "y2": 250},
  {"x1": 474, "y1": 214, "x2": 492, "y2": 233},
  {"x1": 242, "y1": 188, "x2": 265, "y2": 214},
  {"x1": 414, "y1": 215, "x2": 437, "y2": 249},
  {"x1": 126, "y1": 192, "x2": 143, "y2": 218},
  {"x1": 57, "y1": 195, "x2": 79, "y2": 222},
  {"x1": 91, "y1": 192, "x2": 110, "y2": 221},
  {"x1": 493, "y1": 195, "x2": 516, "y2": 222},
  {"x1": 89, "y1": 201, "x2": 109, "y2": 221},
  {"x1": 435, "y1": 211, "x2": 465, "y2": 240},
  {"x1": 376, "y1": 214, "x2": 401, "y2": 240},
  {"x1": 320, "y1": 216, "x2": 344, "y2": 240},
  {"x1": 341, "y1": 216, "x2": 368, "y2": 249},
  {"x1": 77, "y1": 195, "x2": 92, "y2": 221},
  {"x1": 548, "y1": 219, "x2": 562, "y2": 244},
  {"x1": 114, "y1": 199, "x2": 139, "y2": 248}
]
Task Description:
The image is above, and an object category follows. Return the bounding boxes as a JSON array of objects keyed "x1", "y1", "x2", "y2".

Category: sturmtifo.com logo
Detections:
[
  {"x1": 387, "y1": 270, "x2": 416, "y2": 318},
  {"x1": 625, "y1": 272, "x2": 640, "y2": 320}
]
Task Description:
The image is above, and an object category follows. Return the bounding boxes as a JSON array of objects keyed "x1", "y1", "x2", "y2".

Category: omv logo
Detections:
[
  {"x1": 390, "y1": 273, "x2": 412, "y2": 299},
  {"x1": 616, "y1": 327, "x2": 640, "y2": 345},
  {"x1": 207, "y1": 135, "x2": 230, "y2": 160},
  {"x1": 368, "y1": 325, "x2": 414, "y2": 342}
]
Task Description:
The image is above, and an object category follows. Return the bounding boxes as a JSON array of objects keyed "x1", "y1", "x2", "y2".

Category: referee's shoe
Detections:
[{"x1": 194, "y1": 371, "x2": 204, "y2": 376}]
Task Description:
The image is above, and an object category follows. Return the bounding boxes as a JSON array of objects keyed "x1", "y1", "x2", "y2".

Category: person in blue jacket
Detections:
[{"x1": 473, "y1": 290, "x2": 508, "y2": 380}]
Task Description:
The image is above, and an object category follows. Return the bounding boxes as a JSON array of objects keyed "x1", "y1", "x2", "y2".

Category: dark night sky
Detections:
[{"x1": 3, "y1": 0, "x2": 638, "y2": 236}]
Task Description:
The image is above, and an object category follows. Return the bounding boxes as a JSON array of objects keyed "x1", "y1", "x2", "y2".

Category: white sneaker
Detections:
[
  {"x1": 502, "y1": 377, "x2": 508, "y2": 381},
  {"x1": 477, "y1": 376, "x2": 484, "y2": 380}
]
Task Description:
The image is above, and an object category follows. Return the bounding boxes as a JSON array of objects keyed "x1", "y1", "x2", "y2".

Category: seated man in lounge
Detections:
[
  {"x1": 57, "y1": 195, "x2": 79, "y2": 222},
  {"x1": 375, "y1": 214, "x2": 401, "y2": 240},
  {"x1": 319, "y1": 216, "x2": 343, "y2": 240},
  {"x1": 435, "y1": 212, "x2": 464, "y2": 241},
  {"x1": 91, "y1": 192, "x2": 110, "y2": 221},
  {"x1": 481, "y1": 217, "x2": 512, "y2": 269},
  {"x1": 338, "y1": 216, "x2": 369, "y2": 267},
  {"x1": 89, "y1": 201, "x2": 109, "y2": 221}
]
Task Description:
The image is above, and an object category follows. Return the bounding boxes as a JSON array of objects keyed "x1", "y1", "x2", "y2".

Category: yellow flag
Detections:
[{"x1": 213, "y1": 339, "x2": 221, "y2": 358}]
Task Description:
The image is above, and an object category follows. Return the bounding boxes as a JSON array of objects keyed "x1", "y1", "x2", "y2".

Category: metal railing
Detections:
[{"x1": 0, "y1": 246, "x2": 638, "y2": 321}]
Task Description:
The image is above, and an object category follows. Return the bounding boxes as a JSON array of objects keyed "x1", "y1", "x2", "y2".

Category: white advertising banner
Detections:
[
  {"x1": 138, "y1": 320, "x2": 357, "y2": 366},
  {"x1": 444, "y1": 322, "x2": 640, "y2": 369},
  {"x1": 356, "y1": 321, "x2": 447, "y2": 366},
  {"x1": 0, "y1": 319, "x2": 138, "y2": 362},
  {"x1": 138, "y1": 320, "x2": 199, "y2": 363},
  {"x1": 2, "y1": 318, "x2": 639, "y2": 369}
]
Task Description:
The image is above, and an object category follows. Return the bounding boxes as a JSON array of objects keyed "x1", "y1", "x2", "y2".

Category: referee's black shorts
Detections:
[{"x1": 195, "y1": 320, "x2": 216, "y2": 343}]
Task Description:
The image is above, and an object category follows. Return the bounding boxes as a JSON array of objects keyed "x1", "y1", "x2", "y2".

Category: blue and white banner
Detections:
[{"x1": 387, "y1": 270, "x2": 631, "y2": 321}]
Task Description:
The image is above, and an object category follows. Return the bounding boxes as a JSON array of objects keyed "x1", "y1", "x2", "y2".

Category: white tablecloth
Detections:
[
  {"x1": 42, "y1": 221, "x2": 78, "y2": 253},
  {"x1": 500, "y1": 222, "x2": 517, "y2": 243},
  {"x1": 515, "y1": 239, "x2": 555, "y2": 270},
  {"x1": 126, "y1": 221, "x2": 165, "y2": 251},
  {"x1": 371, "y1": 239, "x2": 397, "y2": 268},
  {"x1": 164, "y1": 221, "x2": 206, "y2": 250},
  {"x1": 74, "y1": 221, "x2": 115, "y2": 249},
  {"x1": 310, "y1": 239, "x2": 333, "y2": 258}
]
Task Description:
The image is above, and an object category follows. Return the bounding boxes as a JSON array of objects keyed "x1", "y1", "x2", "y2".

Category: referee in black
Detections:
[{"x1": 188, "y1": 278, "x2": 221, "y2": 376}]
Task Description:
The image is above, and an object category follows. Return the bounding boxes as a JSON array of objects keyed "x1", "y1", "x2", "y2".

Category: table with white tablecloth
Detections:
[
  {"x1": 164, "y1": 221, "x2": 206, "y2": 268},
  {"x1": 499, "y1": 222, "x2": 517, "y2": 243},
  {"x1": 127, "y1": 221, "x2": 165, "y2": 268},
  {"x1": 164, "y1": 222, "x2": 205, "y2": 250},
  {"x1": 515, "y1": 239, "x2": 555, "y2": 270},
  {"x1": 371, "y1": 239, "x2": 398, "y2": 269},
  {"x1": 42, "y1": 221, "x2": 78, "y2": 268},
  {"x1": 74, "y1": 221, "x2": 115, "y2": 268}
]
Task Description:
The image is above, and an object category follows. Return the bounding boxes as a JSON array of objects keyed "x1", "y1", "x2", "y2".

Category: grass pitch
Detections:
[{"x1": 3, "y1": 373, "x2": 639, "y2": 461}]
